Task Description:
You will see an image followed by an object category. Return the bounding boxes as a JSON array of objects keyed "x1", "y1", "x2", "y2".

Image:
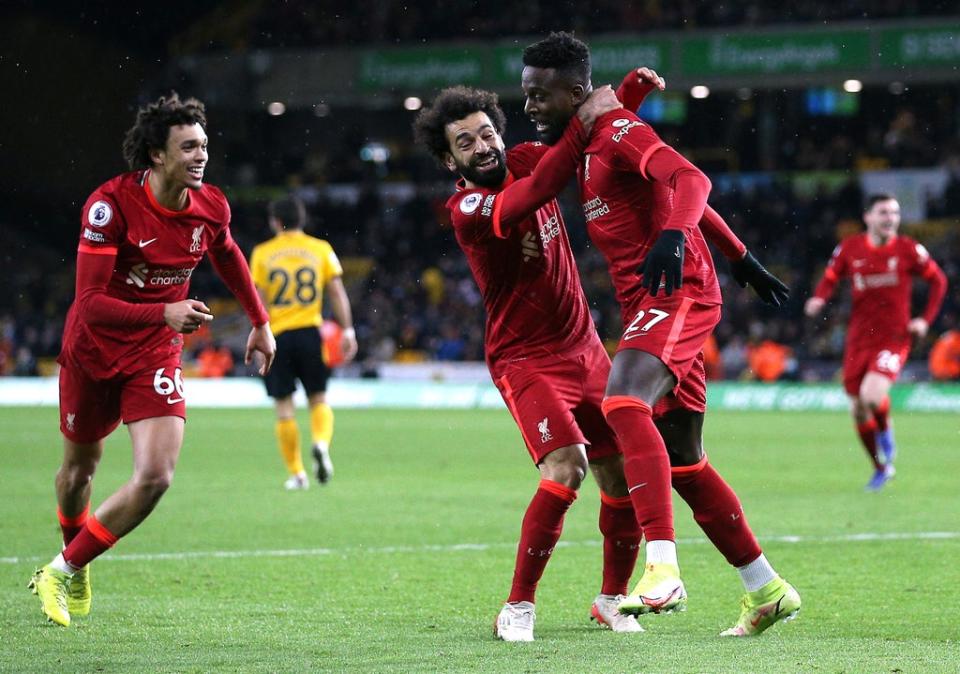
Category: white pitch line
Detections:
[{"x1": 2, "y1": 531, "x2": 957, "y2": 566}]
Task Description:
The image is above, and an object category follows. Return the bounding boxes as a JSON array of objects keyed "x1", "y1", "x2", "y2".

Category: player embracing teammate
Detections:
[{"x1": 518, "y1": 32, "x2": 800, "y2": 636}]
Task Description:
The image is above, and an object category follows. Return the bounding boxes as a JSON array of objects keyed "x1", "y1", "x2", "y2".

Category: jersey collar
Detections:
[{"x1": 144, "y1": 170, "x2": 195, "y2": 216}]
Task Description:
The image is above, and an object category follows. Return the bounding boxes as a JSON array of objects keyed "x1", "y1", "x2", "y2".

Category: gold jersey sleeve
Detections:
[{"x1": 249, "y1": 231, "x2": 343, "y2": 336}]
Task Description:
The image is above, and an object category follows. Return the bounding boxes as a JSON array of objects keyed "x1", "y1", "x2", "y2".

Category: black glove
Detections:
[
  {"x1": 730, "y1": 250, "x2": 790, "y2": 307},
  {"x1": 639, "y1": 229, "x2": 685, "y2": 296}
]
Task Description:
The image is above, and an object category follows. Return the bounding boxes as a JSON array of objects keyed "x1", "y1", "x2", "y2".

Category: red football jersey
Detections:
[
  {"x1": 577, "y1": 110, "x2": 721, "y2": 322},
  {"x1": 816, "y1": 233, "x2": 938, "y2": 349},
  {"x1": 446, "y1": 143, "x2": 597, "y2": 370},
  {"x1": 60, "y1": 170, "x2": 235, "y2": 378}
]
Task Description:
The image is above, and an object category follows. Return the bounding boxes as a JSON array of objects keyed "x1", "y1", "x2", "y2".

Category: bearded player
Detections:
[
  {"x1": 805, "y1": 194, "x2": 947, "y2": 490},
  {"x1": 28, "y1": 93, "x2": 276, "y2": 627},
  {"x1": 414, "y1": 84, "x2": 655, "y2": 641},
  {"x1": 520, "y1": 32, "x2": 800, "y2": 636}
]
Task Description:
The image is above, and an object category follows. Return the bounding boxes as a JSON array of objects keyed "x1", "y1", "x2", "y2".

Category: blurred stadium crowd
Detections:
[{"x1": 2, "y1": 1, "x2": 958, "y2": 382}]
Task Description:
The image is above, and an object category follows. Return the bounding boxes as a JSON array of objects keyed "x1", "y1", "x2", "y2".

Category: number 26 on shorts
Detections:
[{"x1": 623, "y1": 309, "x2": 670, "y2": 341}]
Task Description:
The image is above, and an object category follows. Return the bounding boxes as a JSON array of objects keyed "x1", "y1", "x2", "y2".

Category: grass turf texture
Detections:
[{"x1": 2, "y1": 407, "x2": 958, "y2": 673}]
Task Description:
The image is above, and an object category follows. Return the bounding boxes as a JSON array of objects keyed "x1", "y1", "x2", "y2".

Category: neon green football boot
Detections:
[
  {"x1": 721, "y1": 576, "x2": 801, "y2": 637},
  {"x1": 67, "y1": 564, "x2": 91, "y2": 616},
  {"x1": 28, "y1": 565, "x2": 72, "y2": 627},
  {"x1": 617, "y1": 563, "x2": 687, "y2": 616}
]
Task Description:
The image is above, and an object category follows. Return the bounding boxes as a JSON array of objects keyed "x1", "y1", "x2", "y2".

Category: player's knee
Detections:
[
  {"x1": 133, "y1": 469, "x2": 175, "y2": 500},
  {"x1": 589, "y1": 457, "x2": 628, "y2": 497},
  {"x1": 539, "y1": 447, "x2": 588, "y2": 489},
  {"x1": 56, "y1": 460, "x2": 97, "y2": 490}
]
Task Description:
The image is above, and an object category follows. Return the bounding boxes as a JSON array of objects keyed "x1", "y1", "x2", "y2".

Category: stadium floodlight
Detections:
[
  {"x1": 404, "y1": 96, "x2": 422, "y2": 111},
  {"x1": 267, "y1": 101, "x2": 286, "y2": 116},
  {"x1": 690, "y1": 85, "x2": 710, "y2": 99},
  {"x1": 843, "y1": 79, "x2": 863, "y2": 93}
]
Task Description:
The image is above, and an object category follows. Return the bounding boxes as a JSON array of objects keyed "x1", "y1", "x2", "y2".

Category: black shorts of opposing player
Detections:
[{"x1": 264, "y1": 327, "x2": 330, "y2": 399}]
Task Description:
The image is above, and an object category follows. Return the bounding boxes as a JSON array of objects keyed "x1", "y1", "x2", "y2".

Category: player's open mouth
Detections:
[
  {"x1": 187, "y1": 166, "x2": 204, "y2": 179},
  {"x1": 475, "y1": 155, "x2": 498, "y2": 171},
  {"x1": 536, "y1": 122, "x2": 549, "y2": 133}
]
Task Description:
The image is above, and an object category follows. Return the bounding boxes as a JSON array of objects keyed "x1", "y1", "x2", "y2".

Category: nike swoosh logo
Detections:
[
  {"x1": 139, "y1": 238, "x2": 158, "y2": 248},
  {"x1": 167, "y1": 396, "x2": 183, "y2": 404},
  {"x1": 674, "y1": 247, "x2": 681, "y2": 258}
]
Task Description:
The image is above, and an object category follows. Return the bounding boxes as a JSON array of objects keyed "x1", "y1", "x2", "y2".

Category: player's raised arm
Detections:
[
  {"x1": 493, "y1": 87, "x2": 621, "y2": 230},
  {"x1": 805, "y1": 244, "x2": 847, "y2": 317},
  {"x1": 616, "y1": 67, "x2": 665, "y2": 112}
]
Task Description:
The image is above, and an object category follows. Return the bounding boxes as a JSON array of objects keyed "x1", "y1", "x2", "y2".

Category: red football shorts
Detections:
[
  {"x1": 616, "y1": 295, "x2": 721, "y2": 415},
  {"x1": 492, "y1": 340, "x2": 620, "y2": 464},
  {"x1": 843, "y1": 342, "x2": 910, "y2": 396},
  {"x1": 59, "y1": 359, "x2": 187, "y2": 443}
]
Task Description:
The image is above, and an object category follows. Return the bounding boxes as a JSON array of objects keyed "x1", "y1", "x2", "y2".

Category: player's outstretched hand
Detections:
[
  {"x1": 639, "y1": 229, "x2": 685, "y2": 296},
  {"x1": 730, "y1": 251, "x2": 790, "y2": 306},
  {"x1": 246, "y1": 323, "x2": 276, "y2": 375},
  {"x1": 626, "y1": 67, "x2": 666, "y2": 96},
  {"x1": 907, "y1": 317, "x2": 929, "y2": 339},
  {"x1": 164, "y1": 299, "x2": 213, "y2": 333},
  {"x1": 577, "y1": 85, "x2": 622, "y2": 131},
  {"x1": 804, "y1": 297, "x2": 825, "y2": 318}
]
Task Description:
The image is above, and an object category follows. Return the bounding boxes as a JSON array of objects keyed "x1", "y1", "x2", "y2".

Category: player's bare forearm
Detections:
[{"x1": 327, "y1": 277, "x2": 358, "y2": 362}]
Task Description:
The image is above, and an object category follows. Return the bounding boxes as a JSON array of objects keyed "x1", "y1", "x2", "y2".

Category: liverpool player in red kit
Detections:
[
  {"x1": 520, "y1": 32, "x2": 799, "y2": 636},
  {"x1": 805, "y1": 194, "x2": 946, "y2": 490},
  {"x1": 28, "y1": 94, "x2": 276, "y2": 627},
  {"x1": 415, "y1": 85, "x2": 650, "y2": 641}
]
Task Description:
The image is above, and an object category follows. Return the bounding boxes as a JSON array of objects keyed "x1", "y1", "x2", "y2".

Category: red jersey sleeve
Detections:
[
  {"x1": 907, "y1": 239, "x2": 948, "y2": 323},
  {"x1": 74, "y1": 188, "x2": 166, "y2": 327},
  {"x1": 616, "y1": 70, "x2": 660, "y2": 113},
  {"x1": 605, "y1": 117, "x2": 710, "y2": 233},
  {"x1": 78, "y1": 191, "x2": 124, "y2": 255},
  {"x1": 449, "y1": 116, "x2": 588, "y2": 242},
  {"x1": 506, "y1": 142, "x2": 550, "y2": 177},
  {"x1": 206, "y1": 199, "x2": 270, "y2": 327},
  {"x1": 814, "y1": 242, "x2": 848, "y2": 300},
  {"x1": 699, "y1": 204, "x2": 747, "y2": 260}
]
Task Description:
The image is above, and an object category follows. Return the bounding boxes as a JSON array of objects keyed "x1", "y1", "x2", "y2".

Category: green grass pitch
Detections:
[{"x1": 2, "y1": 406, "x2": 958, "y2": 672}]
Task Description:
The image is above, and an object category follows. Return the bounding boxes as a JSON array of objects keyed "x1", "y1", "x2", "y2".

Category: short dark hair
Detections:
[
  {"x1": 412, "y1": 86, "x2": 507, "y2": 162},
  {"x1": 268, "y1": 195, "x2": 307, "y2": 230},
  {"x1": 122, "y1": 92, "x2": 207, "y2": 170},
  {"x1": 522, "y1": 31, "x2": 591, "y2": 85},
  {"x1": 864, "y1": 193, "x2": 898, "y2": 211}
]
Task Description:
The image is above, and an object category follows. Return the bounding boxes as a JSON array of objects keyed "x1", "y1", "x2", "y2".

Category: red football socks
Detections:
[
  {"x1": 507, "y1": 479, "x2": 577, "y2": 603},
  {"x1": 873, "y1": 397, "x2": 891, "y2": 432},
  {"x1": 62, "y1": 515, "x2": 119, "y2": 569},
  {"x1": 601, "y1": 396, "x2": 675, "y2": 542},
  {"x1": 671, "y1": 457, "x2": 762, "y2": 567},
  {"x1": 856, "y1": 418, "x2": 883, "y2": 470},
  {"x1": 599, "y1": 492, "x2": 642, "y2": 596},
  {"x1": 58, "y1": 504, "x2": 89, "y2": 546}
]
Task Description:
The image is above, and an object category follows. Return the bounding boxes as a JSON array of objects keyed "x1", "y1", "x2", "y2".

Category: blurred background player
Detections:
[
  {"x1": 805, "y1": 193, "x2": 947, "y2": 490},
  {"x1": 249, "y1": 195, "x2": 358, "y2": 489},
  {"x1": 521, "y1": 32, "x2": 799, "y2": 636},
  {"x1": 29, "y1": 93, "x2": 275, "y2": 627},
  {"x1": 414, "y1": 85, "x2": 647, "y2": 641}
]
